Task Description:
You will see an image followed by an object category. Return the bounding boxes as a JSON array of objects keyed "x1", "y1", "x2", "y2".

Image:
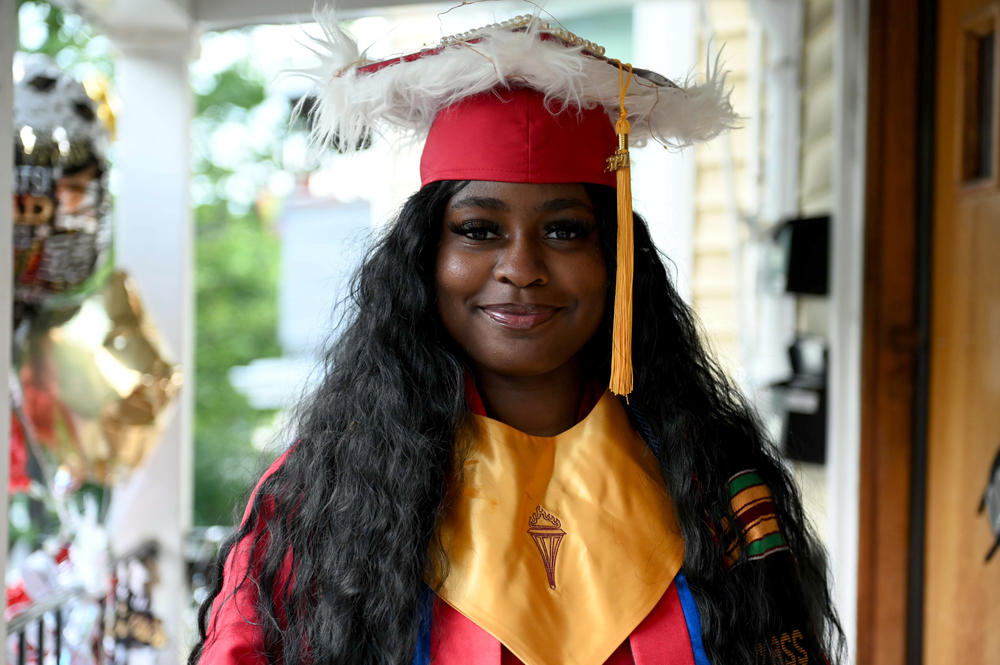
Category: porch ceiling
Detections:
[
  {"x1": 67, "y1": 0, "x2": 627, "y2": 32},
  {"x1": 68, "y1": 0, "x2": 485, "y2": 32}
]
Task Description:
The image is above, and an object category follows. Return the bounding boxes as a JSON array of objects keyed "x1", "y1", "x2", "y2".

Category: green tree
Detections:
[
  {"x1": 16, "y1": 0, "x2": 114, "y2": 78},
  {"x1": 191, "y1": 59, "x2": 283, "y2": 526}
]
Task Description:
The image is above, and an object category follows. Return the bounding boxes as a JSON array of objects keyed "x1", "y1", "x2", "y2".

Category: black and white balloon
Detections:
[{"x1": 12, "y1": 54, "x2": 112, "y2": 318}]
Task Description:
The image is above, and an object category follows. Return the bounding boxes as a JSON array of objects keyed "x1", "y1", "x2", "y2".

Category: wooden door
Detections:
[{"x1": 924, "y1": 0, "x2": 1000, "y2": 662}]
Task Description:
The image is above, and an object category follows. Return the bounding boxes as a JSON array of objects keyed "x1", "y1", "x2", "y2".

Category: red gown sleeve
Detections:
[{"x1": 198, "y1": 449, "x2": 292, "y2": 665}]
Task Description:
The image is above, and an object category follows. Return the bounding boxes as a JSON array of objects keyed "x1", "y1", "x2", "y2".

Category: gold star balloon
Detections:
[{"x1": 18, "y1": 272, "x2": 181, "y2": 487}]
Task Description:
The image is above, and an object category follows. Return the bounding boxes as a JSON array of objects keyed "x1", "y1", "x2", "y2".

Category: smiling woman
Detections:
[
  {"x1": 190, "y1": 13, "x2": 843, "y2": 665},
  {"x1": 436, "y1": 182, "x2": 608, "y2": 436}
]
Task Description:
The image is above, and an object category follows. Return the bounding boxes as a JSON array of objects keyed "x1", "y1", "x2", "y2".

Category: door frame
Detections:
[{"x1": 856, "y1": 1, "x2": 936, "y2": 664}]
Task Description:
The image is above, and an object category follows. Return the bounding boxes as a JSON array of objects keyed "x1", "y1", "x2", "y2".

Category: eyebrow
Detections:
[
  {"x1": 450, "y1": 196, "x2": 510, "y2": 211},
  {"x1": 449, "y1": 196, "x2": 593, "y2": 213},
  {"x1": 533, "y1": 197, "x2": 593, "y2": 214}
]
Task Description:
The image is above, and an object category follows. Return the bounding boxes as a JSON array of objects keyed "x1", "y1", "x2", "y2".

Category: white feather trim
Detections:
[{"x1": 303, "y1": 11, "x2": 737, "y2": 154}]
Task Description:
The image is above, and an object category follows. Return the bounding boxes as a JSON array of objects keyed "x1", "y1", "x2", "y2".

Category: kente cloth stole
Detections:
[
  {"x1": 722, "y1": 470, "x2": 789, "y2": 567},
  {"x1": 431, "y1": 391, "x2": 685, "y2": 665}
]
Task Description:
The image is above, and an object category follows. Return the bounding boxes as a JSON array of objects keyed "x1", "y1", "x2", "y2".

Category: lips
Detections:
[{"x1": 480, "y1": 304, "x2": 561, "y2": 330}]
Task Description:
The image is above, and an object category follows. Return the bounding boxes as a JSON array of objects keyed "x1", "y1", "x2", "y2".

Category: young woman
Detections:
[{"x1": 190, "y1": 16, "x2": 842, "y2": 665}]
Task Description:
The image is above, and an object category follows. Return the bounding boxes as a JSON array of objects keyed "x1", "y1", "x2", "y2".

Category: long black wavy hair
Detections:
[{"x1": 190, "y1": 180, "x2": 843, "y2": 665}]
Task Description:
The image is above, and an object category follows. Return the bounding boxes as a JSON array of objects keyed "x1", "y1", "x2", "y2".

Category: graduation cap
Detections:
[{"x1": 304, "y1": 12, "x2": 737, "y2": 396}]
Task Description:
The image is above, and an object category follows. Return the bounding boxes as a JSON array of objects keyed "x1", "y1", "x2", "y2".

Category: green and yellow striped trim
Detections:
[{"x1": 723, "y1": 469, "x2": 788, "y2": 566}]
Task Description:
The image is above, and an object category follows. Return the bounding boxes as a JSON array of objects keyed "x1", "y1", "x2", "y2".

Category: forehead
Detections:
[{"x1": 447, "y1": 181, "x2": 593, "y2": 209}]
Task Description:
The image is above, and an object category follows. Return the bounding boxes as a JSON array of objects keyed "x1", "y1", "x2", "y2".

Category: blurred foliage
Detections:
[
  {"x1": 195, "y1": 64, "x2": 267, "y2": 119},
  {"x1": 15, "y1": 1, "x2": 284, "y2": 527},
  {"x1": 16, "y1": 0, "x2": 115, "y2": 78},
  {"x1": 192, "y1": 56, "x2": 282, "y2": 526}
]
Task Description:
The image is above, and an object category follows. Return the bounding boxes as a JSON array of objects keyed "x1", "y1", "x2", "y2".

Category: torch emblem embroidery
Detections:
[{"x1": 527, "y1": 506, "x2": 566, "y2": 590}]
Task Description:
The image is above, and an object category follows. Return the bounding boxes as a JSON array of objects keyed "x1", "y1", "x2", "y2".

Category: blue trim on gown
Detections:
[
  {"x1": 676, "y1": 572, "x2": 712, "y2": 665},
  {"x1": 413, "y1": 584, "x2": 433, "y2": 665}
]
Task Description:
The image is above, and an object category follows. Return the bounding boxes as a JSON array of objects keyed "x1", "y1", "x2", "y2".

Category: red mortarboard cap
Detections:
[
  {"x1": 308, "y1": 15, "x2": 734, "y2": 162},
  {"x1": 419, "y1": 87, "x2": 617, "y2": 188}
]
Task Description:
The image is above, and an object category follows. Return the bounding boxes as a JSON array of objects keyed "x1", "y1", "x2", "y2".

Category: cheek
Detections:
[
  {"x1": 435, "y1": 249, "x2": 483, "y2": 324},
  {"x1": 572, "y1": 252, "x2": 610, "y2": 320},
  {"x1": 436, "y1": 252, "x2": 469, "y2": 289},
  {"x1": 583, "y1": 279, "x2": 609, "y2": 332}
]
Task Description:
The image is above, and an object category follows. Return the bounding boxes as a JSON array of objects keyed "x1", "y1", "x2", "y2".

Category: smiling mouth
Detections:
[{"x1": 480, "y1": 304, "x2": 561, "y2": 330}]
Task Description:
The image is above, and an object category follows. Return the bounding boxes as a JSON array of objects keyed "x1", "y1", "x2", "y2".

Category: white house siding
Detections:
[
  {"x1": 799, "y1": 0, "x2": 835, "y2": 216},
  {"x1": 693, "y1": 0, "x2": 755, "y2": 373}
]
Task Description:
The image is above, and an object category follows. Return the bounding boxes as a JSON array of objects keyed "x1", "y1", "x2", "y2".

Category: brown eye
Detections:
[
  {"x1": 449, "y1": 220, "x2": 500, "y2": 241},
  {"x1": 544, "y1": 220, "x2": 593, "y2": 241}
]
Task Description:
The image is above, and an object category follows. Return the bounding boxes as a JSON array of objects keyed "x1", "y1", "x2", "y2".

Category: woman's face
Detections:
[{"x1": 435, "y1": 181, "x2": 608, "y2": 381}]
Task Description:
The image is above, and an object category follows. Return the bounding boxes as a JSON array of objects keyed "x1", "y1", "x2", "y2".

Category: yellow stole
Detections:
[{"x1": 434, "y1": 391, "x2": 684, "y2": 665}]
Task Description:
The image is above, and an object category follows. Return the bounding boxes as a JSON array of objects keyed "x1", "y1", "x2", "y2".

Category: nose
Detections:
[{"x1": 493, "y1": 233, "x2": 548, "y2": 288}]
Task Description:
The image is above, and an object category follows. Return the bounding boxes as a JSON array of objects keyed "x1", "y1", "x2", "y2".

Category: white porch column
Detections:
[
  {"x1": 104, "y1": 26, "x2": 196, "y2": 665},
  {"x1": 828, "y1": 0, "x2": 869, "y2": 661},
  {"x1": 746, "y1": 0, "x2": 804, "y2": 386},
  {"x1": 1, "y1": 0, "x2": 17, "y2": 648},
  {"x1": 631, "y1": 0, "x2": 698, "y2": 302},
  {"x1": 751, "y1": 0, "x2": 804, "y2": 222}
]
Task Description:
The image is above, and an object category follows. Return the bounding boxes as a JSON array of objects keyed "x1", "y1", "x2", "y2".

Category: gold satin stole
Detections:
[{"x1": 434, "y1": 391, "x2": 684, "y2": 665}]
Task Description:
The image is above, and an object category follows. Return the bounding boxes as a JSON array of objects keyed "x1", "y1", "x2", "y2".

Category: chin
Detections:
[{"x1": 473, "y1": 350, "x2": 578, "y2": 380}]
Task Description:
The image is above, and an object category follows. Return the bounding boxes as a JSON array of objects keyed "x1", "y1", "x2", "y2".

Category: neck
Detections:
[{"x1": 472, "y1": 361, "x2": 585, "y2": 436}]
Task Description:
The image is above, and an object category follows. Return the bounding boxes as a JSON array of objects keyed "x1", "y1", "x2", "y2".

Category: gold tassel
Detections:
[{"x1": 606, "y1": 61, "x2": 634, "y2": 398}]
